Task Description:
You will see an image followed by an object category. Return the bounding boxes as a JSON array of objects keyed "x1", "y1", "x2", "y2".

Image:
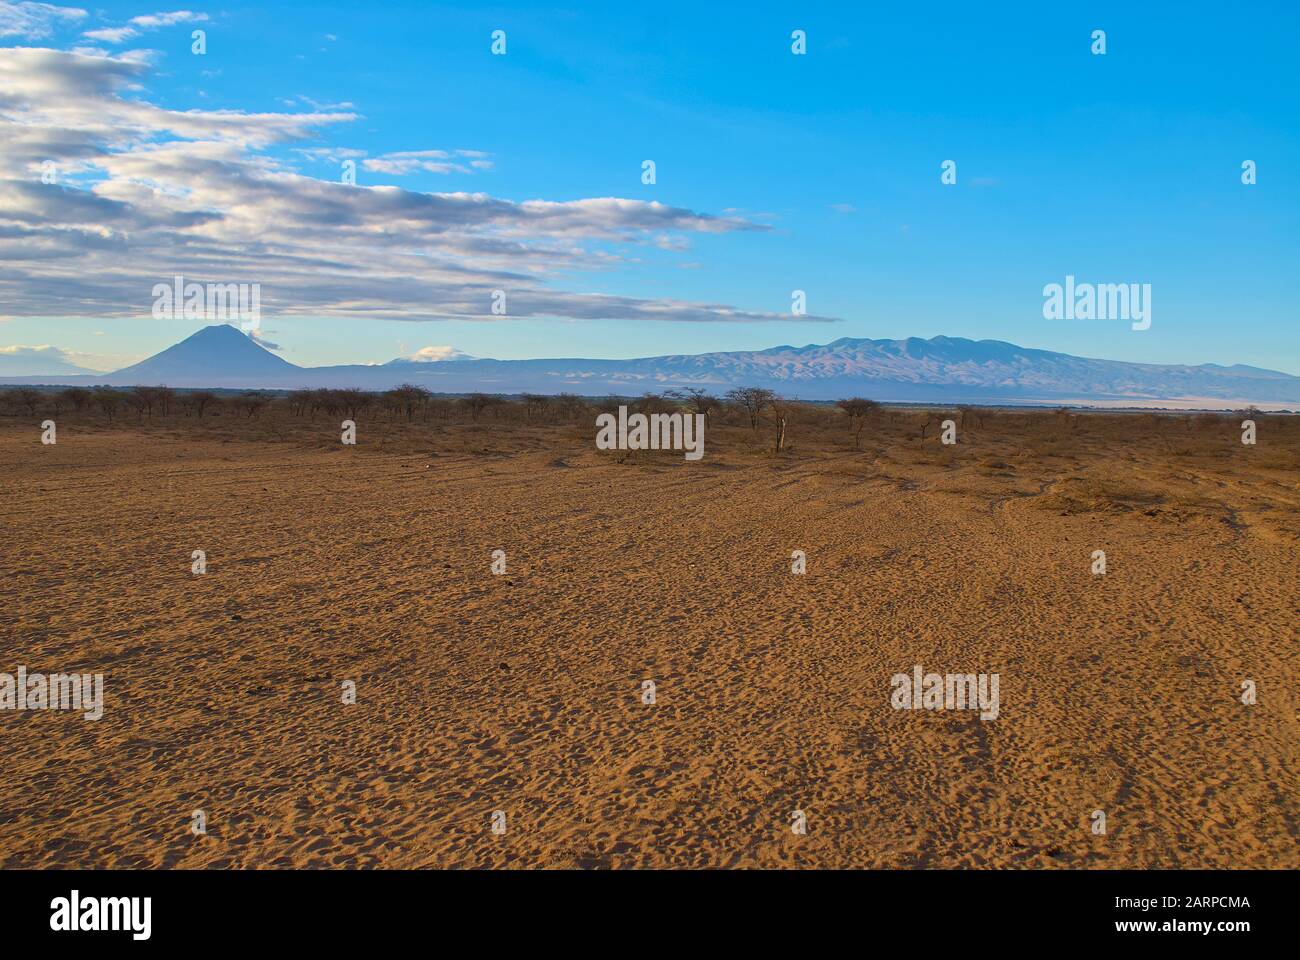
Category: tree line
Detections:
[{"x1": 0, "y1": 383, "x2": 1266, "y2": 451}]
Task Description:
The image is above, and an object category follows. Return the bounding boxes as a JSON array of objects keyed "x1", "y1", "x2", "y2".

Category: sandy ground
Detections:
[{"x1": 0, "y1": 414, "x2": 1296, "y2": 868}]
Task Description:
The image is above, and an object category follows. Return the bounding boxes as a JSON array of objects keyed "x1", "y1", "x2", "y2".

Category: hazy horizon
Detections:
[
  {"x1": 9, "y1": 321, "x2": 1300, "y2": 376},
  {"x1": 6, "y1": 322, "x2": 1299, "y2": 412}
]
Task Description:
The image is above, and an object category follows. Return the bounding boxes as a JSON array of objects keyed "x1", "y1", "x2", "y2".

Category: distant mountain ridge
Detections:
[{"x1": 2, "y1": 324, "x2": 1297, "y2": 409}]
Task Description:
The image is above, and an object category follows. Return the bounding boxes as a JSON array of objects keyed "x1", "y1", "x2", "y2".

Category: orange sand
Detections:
[{"x1": 0, "y1": 412, "x2": 1295, "y2": 868}]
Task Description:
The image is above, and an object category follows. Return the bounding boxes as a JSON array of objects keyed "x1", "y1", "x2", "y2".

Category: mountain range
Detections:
[{"x1": 2, "y1": 324, "x2": 1297, "y2": 409}]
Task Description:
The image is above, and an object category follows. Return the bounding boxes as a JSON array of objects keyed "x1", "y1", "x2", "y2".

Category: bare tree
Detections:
[
  {"x1": 129, "y1": 386, "x2": 162, "y2": 420},
  {"x1": 183, "y1": 390, "x2": 220, "y2": 418},
  {"x1": 521, "y1": 393, "x2": 551, "y2": 422},
  {"x1": 155, "y1": 386, "x2": 175, "y2": 416},
  {"x1": 769, "y1": 393, "x2": 793, "y2": 452},
  {"x1": 310, "y1": 389, "x2": 338, "y2": 417},
  {"x1": 125, "y1": 386, "x2": 152, "y2": 421},
  {"x1": 462, "y1": 392, "x2": 504, "y2": 420},
  {"x1": 9, "y1": 387, "x2": 42, "y2": 416},
  {"x1": 836, "y1": 397, "x2": 879, "y2": 449},
  {"x1": 334, "y1": 388, "x2": 372, "y2": 420},
  {"x1": 387, "y1": 383, "x2": 429, "y2": 422},
  {"x1": 380, "y1": 389, "x2": 404, "y2": 421},
  {"x1": 286, "y1": 389, "x2": 312, "y2": 417},
  {"x1": 667, "y1": 387, "x2": 719, "y2": 419},
  {"x1": 725, "y1": 386, "x2": 777, "y2": 432},
  {"x1": 426, "y1": 397, "x2": 455, "y2": 421},
  {"x1": 634, "y1": 392, "x2": 676, "y2": 415},
  {"x1": 60, "y1": 387, "x2": 92, "y2": 413},
  {"x1": 918, "y1": 411, "x2": 944, "y2": 444},
  {"x1": 553, "y1": 393, "x2": 588, "y2": 421},
  {"x1": 231, "y1": 391, "x2": 270, "y2": 418},
  {"x1": 93, "y1": 387, "x2": 121, "y2": 421}
]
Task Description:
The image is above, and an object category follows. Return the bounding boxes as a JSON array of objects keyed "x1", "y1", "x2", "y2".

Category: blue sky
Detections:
[{"x1": 1, "y1": 0, "x2": 1297, "y2": 373}]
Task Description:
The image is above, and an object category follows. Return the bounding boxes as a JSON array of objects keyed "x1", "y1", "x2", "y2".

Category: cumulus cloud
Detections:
[{"x1": 0, "y1": 47, "x2": 836, "y2": 326}]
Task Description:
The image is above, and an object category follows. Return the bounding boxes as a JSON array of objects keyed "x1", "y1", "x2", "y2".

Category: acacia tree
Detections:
[
  {"x1": 310, "y1": 389, "x2": 340, "y2": 417},
  {"x1": 768, "y1": 393, "x2": 793, "y2": 452},
  {"x1": 521, "y1": 394, "x2": 551, "y2": 422},
  {"x1": 553, "y1": 393, "x2": 587, "y2": 421},
  {"x1": 9, "y1": 387, "x2": 42, "y2": 416},
  {"x1": 131, "y1": 386, "x2": 164, "y2": 420},
  {"x1": 635, "y1": 392, "x2": 675, "y2": 415},
  {"x1": 667, "y1": 387, "x2": 719, "y2": 419},
  {"x1": 380, "y1": 390, "x2": 404, "y2": 421},
  {"x1": 836, "y1": 397, "x2": 879, "y2": 450},
  {"x1": 286, "y1": 390, "x2": 312, "y2": 416},
  {"x1": 232, "y1": 391, "x2": 269, "y2": 418},
  {"x1": 725, "y1": 386, "x2": 777, "y2": 432},
  {"x1": 462, "y1": 392, "x2": 504, "y2": 420},
  {"x1": 60, "y1": 387, "x2": 92, "y2": 413},
  {"x1": 312, "y1": 389, "x2": 338, "y2": 416},
  {"x1": 183, "y1": 390, "x2": 220, "y2": 418},
  {"x1": 334, "y1": 388, "x2": 372, "y2": 420},
  {"x1": 125, "y1": 387, "x2": 153, "y2": 421},
  {"x1": 155, "y1": 386, "x2": 175, "y2": 416},
  {"x1": 394, "y1": 384, "x2": 430, "y2": 421},
  {"x1": 93, "y1": 387, "x2": 121, "y2": 421},
  {"x1": 426, "y1": 397, "x2": 455, "y2": 421}
]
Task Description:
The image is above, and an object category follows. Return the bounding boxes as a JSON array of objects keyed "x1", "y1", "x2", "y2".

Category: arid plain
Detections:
[{"x1": 1, "y1": 402, "x2": 1296, "y2": 869}]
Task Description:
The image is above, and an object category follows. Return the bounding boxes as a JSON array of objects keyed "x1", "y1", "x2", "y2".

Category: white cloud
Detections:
[
  {"x1": 362, "y1": 149, "x2": 491, "y2": 176},
  {"x1": 115, "y1": 48, "x2": 160, "y2": 64},
  {"x1": 129, "y1": 10, "x2": 207, "y2": 28},
  {"x1": 0, "y1": 1, "x2": 85, "y2": 38},
  {"x1": 80, "y1": 8, "x2": 208, "y2": 44},
  {"x1": 294, "y1": 146, "x2": 367, "y2": 163},
  {"x1": 406, "y1": 345, "x2": 471, "y2": 362},
  {"x1": 293, "y1": 94, "x2": 354, "y2": 111},
  {"x1": 81, "y1": 26, "x2": 136, "y2": 42},
  {"x1": 249, "y1": 330, "x2": 281, "y2": 350},
  {"x1": 0, "y1": 342, "x2": 100, "y2": 373},
  {"x1": 0, "y1": 48, "x2": 834, "y2": 327},
  {"x1": 82, "y1": 26, "x2": 135, "y2": 42}
]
